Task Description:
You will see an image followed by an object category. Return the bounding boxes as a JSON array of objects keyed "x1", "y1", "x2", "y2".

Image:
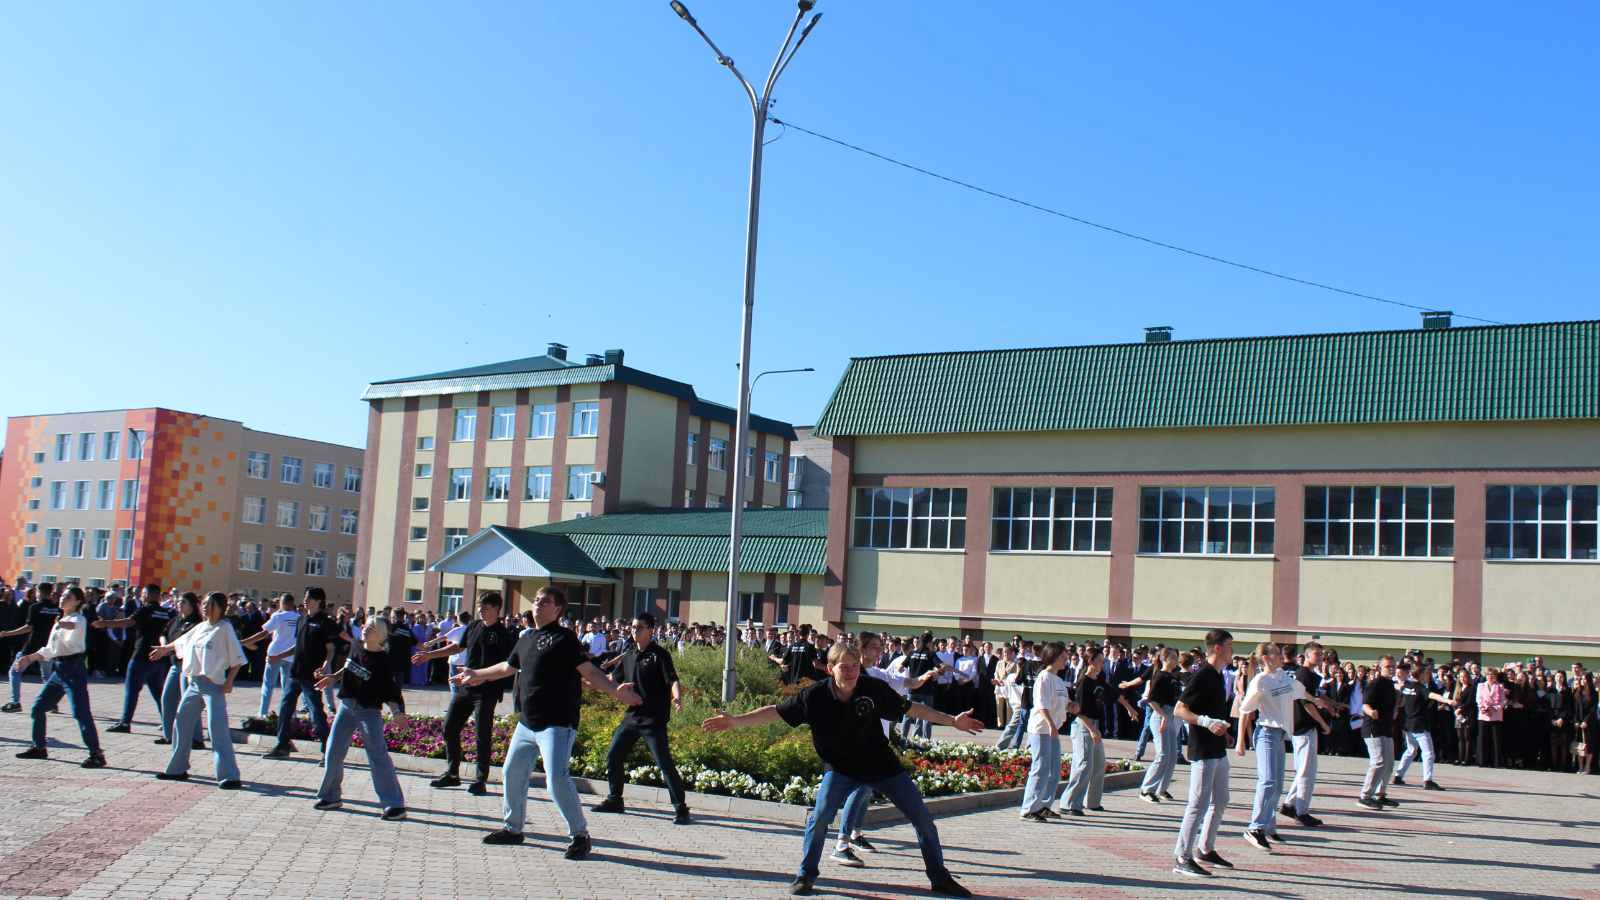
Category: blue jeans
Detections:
[
  {"x1": 1396, "y1": 730, "x2": 1434, "y2": 783},
  {"x1": 1135, "y1": 699, "x2": 1154, "y2": 758},
  {"x1": 257, "y1": 659, "x2": 294, "y2": 718},
  {"x1": 118, "y1": 653, "x2": 166, "y2": 726},
  {"x1": 606, "y1": 723, "x2": 686, "y2": 806},
  {"x1": 1248, "y1": 725, "x2": 1285, "y2": 832},
  {"x1": 1020, "y1": 732, "x2": 1062, "y2": 814},
  {"x1": 800, "y1": 769, "x2": 949, "y2": 883},
  {"x1": 164, "y1": 678, "x2": 240, "y2": 783},
  {"x1": 275, "y1": 676, "x2": 329, "y2": 749},
  {"x1": 839, "y1": 786, "x2": 871, "y2": 840},
  {"x1": 502, "y1": 723, "x2": 586, "y2": 836},
  {"x1": 1060, "y1": 721, "x2": 1105, "y2": 812},
  {"x1": 9, "y1": 647, "x2": 49, "y2": 705},
  {"x1": 318, "y1": 699, "x2": 405, "y2": 811},
  {"x1": 30, "y1": 657, "x2": 100, "y2": 754},
  {"x1": 161, "y1": 666, "x2": 204, "y2": 744},
  {"x1": 1174, "y1": 755, "x2": 1229, "y2": 861},
  {"x1": 1140, "y1": 704, "x2": 1179, "y2": 796},
  {"x1": 995, "y1": 703, "x2": 1030, "y2": 750},
  {"x1": 901, "y1": 692, "x2": 935, "y2": 740}
]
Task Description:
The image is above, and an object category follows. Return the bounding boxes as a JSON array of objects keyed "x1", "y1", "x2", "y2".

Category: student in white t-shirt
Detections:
[{"x1": 241, "y1": 595, "x2": 301, "y2": 720}]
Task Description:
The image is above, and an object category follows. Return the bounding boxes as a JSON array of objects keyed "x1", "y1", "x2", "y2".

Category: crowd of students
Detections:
[{"x1": 3, "y1": 573, "x2": 1597, "y2": 894}]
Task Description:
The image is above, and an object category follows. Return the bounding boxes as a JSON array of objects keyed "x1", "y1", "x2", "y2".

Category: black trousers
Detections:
[
  {"x1": 1478, "y1": 720, "x2": 1502, "y2": 768},
  {"x1": 606, "y1": 722, "x2": 686, "y2": 806},
  {"x1": 443, "y1": 691, "x2": 500, "y2": 783}
]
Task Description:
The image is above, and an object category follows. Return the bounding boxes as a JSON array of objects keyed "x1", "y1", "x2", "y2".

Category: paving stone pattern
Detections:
[{"x1": 1, "y1": 678, "x2": 1598, "y2": 900}]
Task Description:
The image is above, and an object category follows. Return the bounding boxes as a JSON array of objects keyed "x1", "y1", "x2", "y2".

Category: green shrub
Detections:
[{"x1": 671, "y1": 644, "x2": 782, "y2": 700}]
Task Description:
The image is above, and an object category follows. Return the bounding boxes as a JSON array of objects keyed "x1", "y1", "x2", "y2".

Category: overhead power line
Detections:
[{"x1": 768, "y1": 117, "x2": 1510, "y2": 327}]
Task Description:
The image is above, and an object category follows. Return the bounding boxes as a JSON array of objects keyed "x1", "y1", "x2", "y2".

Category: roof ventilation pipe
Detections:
[
  {"x1": 585, "y1": 353, "x2": 606, "y2": 366},
  {"x1": 547, "y1": 342, "x2": 568, "y2": 360},
  {"x1": 1144, "y1": 326, "x2": 1173, "y2": 343},
  {"x1": 1422, "y1": 311, "x2": 1452, "y2": 330}
]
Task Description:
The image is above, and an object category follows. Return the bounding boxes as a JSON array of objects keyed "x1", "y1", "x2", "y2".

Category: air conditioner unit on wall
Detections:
[{"x1": 586, "y1": 471, "x2": 606, "y2": 485}]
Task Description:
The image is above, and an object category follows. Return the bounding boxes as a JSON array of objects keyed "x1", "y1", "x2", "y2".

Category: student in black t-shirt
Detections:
[
  {"x1": 94, "y1": 584, "x2": 174, "y2": 733},
  {"x1": 1139, "y1": 647, "x2": 1182, "y2": 802},
  {"x1": 777, "y1": 629, "x2": 822, "y2": 686},
  {"x1": 454, "y1": 586, "x2": 641, "y2": 860},
  {"x1": 899, "y1": 633, "x2": 943, "y2": 741},
  {"x1": 703, "y1": 641, "x2": 980, "y2": 898},
  {"x1": 1172, "y1": 629, "x2": 1237, "y2": 878},
  {"x1": 155, "y1": 593, "x2": 205, "y2": 749},
  {"x1": 312, "y1": 615, "x2": 408, "y2": 821},
  {"x1": 1, "y1": 583, "x2": 59, "y2": 711},
  {"x1": 412, "y1": 592, "x2": 514, "y2": 794},
  {"x1": 263, "y1": 587, "x2": 339, "y2": 759},
  {"x1": 1394, "y1": 659, "x2": 1458, "y2": 791},
  {"x1": 593, "y1": 612, "x2": 691, "y2": 825},
  {"x1": 1357, "y1": 655, "x2": 1401, "y2": 809}
]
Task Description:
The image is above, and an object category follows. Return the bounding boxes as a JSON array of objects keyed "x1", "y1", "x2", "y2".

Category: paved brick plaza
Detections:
[{"x1": 2, "y1": 679, "x2": 1597, "y2": 900}]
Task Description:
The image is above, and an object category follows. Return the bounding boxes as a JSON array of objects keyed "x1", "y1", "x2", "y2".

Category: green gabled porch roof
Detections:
[
  {"x1": 528, "y1": 508, "x2": 827, "y2": 576},
  {"x1": 813, "y1": 320, "x2": 1600, "y2": 437}
]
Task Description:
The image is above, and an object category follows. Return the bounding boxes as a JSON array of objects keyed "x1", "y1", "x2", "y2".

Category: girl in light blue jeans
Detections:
[
  {"x1": 1140, "y1": 648, "x2": 1182, "y2": 800},
  {"x1": 1019, "y1": 643, "x2": 1071, "y2": 819}
]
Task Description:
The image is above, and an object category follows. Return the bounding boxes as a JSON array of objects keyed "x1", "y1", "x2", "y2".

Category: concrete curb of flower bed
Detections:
[{"x1": 229, "y1": 728, "x2": 1143, "y2": 825}]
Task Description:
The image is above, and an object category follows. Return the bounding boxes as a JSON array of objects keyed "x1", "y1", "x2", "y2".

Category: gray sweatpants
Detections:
[
  {"x1": 1174, "y1": 755, "x2": 1229, "y2": 861},
  {"x1": 1361, "y1": 736, "x2": 1393, "y2": 800}
]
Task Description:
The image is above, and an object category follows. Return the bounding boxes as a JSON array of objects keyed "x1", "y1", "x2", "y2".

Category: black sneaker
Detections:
[
  {"x1": 1296, "y1": 813, "x2": 1324, "y2": 827},
  {"x1": 430, "y1": 774, "x2": 462, "y2": 788},
  {"x1": 466, "y1": 781, "x2": 488, "y2": 796},
  {"x1": 830, "y1": 846, "x2": 865, "y2": 868},
  {"x1": 192, "y1": 740, "x2": 206, "y2": 751},
  {"x1": 930, "y1": 876, "x2": 972, "y2": 897},
  {"x1": 153, "y1": 738, "x2": 172, "y2": 746},
  {"x1": 564, "y1": 834, "x2": 591, "y2": 860},
  {"x1": 1086, "y1": 805, "x2": 1106, "y2": 812},
  {"x1": 1160, "y1": 791, "x2": 1176, "y2": 801},
  {"x1": 156, "y1": 771, "x2": 190, "y2": 781},
  {"x1": 262, "y1": 746, "x2": 292, "y2": 760},
  {"x1": 1379, "y1": 797, "x2": 1400, "y2": 808},
  {"x1": 1424, "y1": 780, "x2": 1445, "y2": 791},
  {"x1": 382, "y1": 807, "x2": 407, "y2": 822},
  {"x1": 1172, "y1": 858, "x2": 1212, "y2": 877},
  {"x1": 81, "y1": 753, "x2": 107, "y2": 769},
  {"x1": 1140, "y1": 792, "x2": 1160, "y2": 804},
  {"x1": 1040, "y1": 808, "x2": 1062, "y2": 819},
  {"x1": 1357, "y1": 797, "x2": 1383, "y2": 810},
  {"x1": 1279, "y1": 803, "x2": 1296, "y2": 819},
  {"x1": 1392, "y1": 776, "x2": 1406, "y2": 786},
  {"x1": 1197, "y1": 850, "x2": 1233, "y2": 869},
  {"x1": 847, "y1": 835, "x2": 876, "y2": 853},
  {"x1": 218, "y1": 780, "x2": 242, "y2": 790},
  {"x1": 15, "y1": 747, "x2": 47, "y2": 760},
  {"x1": 1243, "y1": 829, "x2": 1272, "y2": 851},
  {"x1": 0, "y1": 702, "x2": 21, "y2": 713},
  {"x1": 106, "y1": 723, "x2": 132, "y2": 734},
  {"x1": 1267, "y1": 831, "x2": 1287, "y2": 844},
  {"x1": 1021, "y1": 809, "x2": 1048, "y2": 822},
  {"x1": 482, "y1": 829, "x2": 524, "y2": 845},
  {"x1": 314, "y1": 799, "x2": 343, "y2": 811},
  {"x1": 789, "y1": 876, "x2": 814, "y2": 896},
  {"x1": 673, "y1": 805, "x2": 692, "y2": 826},
  {"x1": 593, "y1": 796, "x2": 625, "y2": 813}
]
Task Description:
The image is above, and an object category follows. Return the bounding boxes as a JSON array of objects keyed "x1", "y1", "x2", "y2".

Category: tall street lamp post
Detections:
[{"x1": 668, "y1": 1, "x2": 823, "y2": 704}]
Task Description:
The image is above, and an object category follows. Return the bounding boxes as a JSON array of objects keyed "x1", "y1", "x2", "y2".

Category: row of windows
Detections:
[
  {"x1": 408, "y1": 527, "x2": 470, "y2": 549},
  {"x1": 238, "y1": 543, "x2": 355, "y2": 578},
  {"x1": 47, "y1": 430, "x2": 142, "y2": 463},
  {"x1": 241, "y1": 497, "x2": 358, "y2": 534},
  {"x1": 850, "y1": 483, "x2": 1600, "y2": 561},
  {"x1": 28, "y1": 528, "x2": 133, "y2": 560},
  {"x1": 684, "y1": 434, "x2": 782, "y2": 481},
  {"x1": 40, "y1": 479, "x2": 138, "y2": 511},
  {"x1": 245, "y1": 451, "x2": 361, "y2": 492},
  {"x1": 416, "y1": 465, "x2": 598, "y2": 503},
  {"x1": 443, "y1": 403, "x2": 600, "y2": 443}
]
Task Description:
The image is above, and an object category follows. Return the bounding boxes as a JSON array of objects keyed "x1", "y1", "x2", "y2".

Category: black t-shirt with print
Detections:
[
  {"x1": 1147, "y1": 670, "x2": 1179, "y2": 708},
  {"x1": 1292, "y1": 665, "x2": 1324, "y2": 735},
  {"x1": 777, "y1": 675, "x2": 912, "y2": 783},
  {"x1": 458, "y1": 620, "x2": 514, "y2": 696},
  {"x1": 781, "y1": 642, "x2": 820, "y2": 685},
  {"x1": 1179, "y1": 665, "x2": 1231, "y2": 760},
  {"x1": 1399, "y1": 678, "x2": 1432, "y2": 733},
  {"x1": 23, "y1": 600, "x2": 63, "y2": 653},
  {"x1": 610, "y1": 642, "x2": 680, "y2": 728},
  {"x1": 902, "y1": 648, "x2": 940, "y2": 682},
  {"x1": 1362, "y1": 677, "x2": 1398, "y2": 738},
  {"x1": 130, "y1": 603, "x2": 176, "y2": 656},
  {"x1": 339, "y1": 643, "x2": 406, "y2": 712},
  {"x1": 508, "y1": 622, "x2": 588, "y2": 731}
]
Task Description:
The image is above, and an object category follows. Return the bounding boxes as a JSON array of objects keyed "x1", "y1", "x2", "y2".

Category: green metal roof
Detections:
[
  {"x1": 526, "y1": 508, "x2": 827, "y2": 575},
  {"x1": 487, "y1": 527, "x2": 617, "y2": 581},
  {"x1": 813, "y1": 320, "x2": 1600, "y2": 437}
]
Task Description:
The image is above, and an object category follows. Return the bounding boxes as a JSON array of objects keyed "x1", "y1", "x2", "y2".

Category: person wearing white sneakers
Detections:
[
  {"x1": 1018, "y1": 643, "x2": 1072, "y2": 822},
  {"x1": 1138, "y1": 648, "x2": 1182, "y2": 803},
  {"x1": 1280, "y1": 641, "x2": 1340, "y2": 828},
  {"x1": 1237, "y1": 642, "x2": 1327, "y2": 852}
]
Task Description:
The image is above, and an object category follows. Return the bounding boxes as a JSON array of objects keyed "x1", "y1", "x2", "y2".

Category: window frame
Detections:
[
  {"x1": 851, "y1": 486, "x2": 969, "y2": 551},
  {"x1": 452, "y1": 408, "x2": 477, "y2": 442},
  {"x1": 280, "y1": 456, "x2": 304, "y2": 485},
  {"x1": 490, "y1": 406, "x2": 517, "y2": 440},
  {"x1": 246, "y1": 451, "x2": 270, "y2": 479},
  {"x1": 54, "y1": 434, "x2": 70, "y2": 462},
  {"x1": 990, "y1": 486, "x2": 1114, "y2": 554},
  {"x1": 308, "y1": 504, "x2": 331, "y2": 533},
  {"x1": 91, "y1": 529, "x2": 110, "y2": 560},
  {"x1": 276, "y1": 500, "x2": 300, "y2": 529},
  {"x1": 78, "y1": 432, "x2": 95, "y2": 462},
  {"x1": 1485, "y1": 484, "x2": 1598, "y2": 562},
  {"x1": 525, "y1": 466, "x2": 552, "y2": 502},
  {"x1": 344, "y1": 466, "x2": 362, "y2": 493},
  {"x1": 312, "y1": 461, "x2": 335, "y2": 489},
  {"x1": 1137, "y1": 485, "x2": 1276, "y2": 557},
  {"x1": 239, "y1": 542, "x2": 263, "y2": 572},
  {"x1": 708, "y1": 438, "x2": 727, "y2": 472},
  {"x1": 530, "y1": 404, "x2": 556, "y2": 439},
  {"x1": 304, "y1": 549, "x2": 328, "y2": 578},
  {"x1": 96, "y1": 479, "x2": 115, "y2": 511},
  {"x1": 764, "y1": 451, "x2": 781, "y2": 483},
  {"x1": 73, "y1": 480, "x2": 91, "y2": 510},
  {"x1": 243, "y1": 496, "x2": 267, "y2": 525},
  {"x1": 485, "y1": 467, "x2": 512, "y2": 502},
  {"x1": 566, "y1": 465, "x2": 594, "y2": 502},
  {"x1": 272, "y1": 546, "x2": 296, "y2": 574},
  {"x1": 340, "y1": 508, "x2": 358, "y2": 535},
  {"x1": 103, "y1": 431, "x2": 120, "y2": 461},
  {"x1": 44, "y1": 528, "x2": 62, "y2": 557},
  {"x1": 570, "y1": 401, "x2": 600, "y2": 437},
  {"x1": 49, "y1": 481, "x2": 67, "y2": 510},
  {"x1": 116, "y1": 529, "x2": 133, "y2": 560},
  {"x1": 336, "y1": 553, "x2": 355, "y2": 579},
  {"x1": 1302, "y1": 485, "x2": 1455, "y2": 559},
  {"x1": 448, "y1": 468, "x2": 473, "y2": 502}
]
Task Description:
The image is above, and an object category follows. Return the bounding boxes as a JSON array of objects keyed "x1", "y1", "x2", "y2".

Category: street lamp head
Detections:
[
  {"x1": 798, "y1": 0, "x2": 816, "y2": 11},
  {"x1": 669, "y1": 1, "x2": 696, "y2": 24}
]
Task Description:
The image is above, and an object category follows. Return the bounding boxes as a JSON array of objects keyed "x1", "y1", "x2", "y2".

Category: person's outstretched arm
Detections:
[{"x1": 702, "y1": 706, "x2": 782, "y2": 732}]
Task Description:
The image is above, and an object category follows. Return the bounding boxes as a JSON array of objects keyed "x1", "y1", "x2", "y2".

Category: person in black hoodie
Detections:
[{"x1": 312, "y1": 615, "x2": 407, "y2": 821}]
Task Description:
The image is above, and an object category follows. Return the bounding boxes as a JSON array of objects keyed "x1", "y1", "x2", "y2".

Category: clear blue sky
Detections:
[{"x1": 3, "y1": 3, "x2": 1596, "y2": 448}]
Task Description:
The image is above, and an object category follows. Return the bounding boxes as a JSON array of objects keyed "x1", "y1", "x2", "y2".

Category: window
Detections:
[
  {"x1": 439, "y1": 588, "x2": 464, "y2": 614},
  {"x1": 272, "y1": 546, "x2": 296, "y2": 574},
  {"x1": 54, "y1": 434, "x2": 70, "y2": 462},
  {"x1": 708, "y1": 438, "x2": 727, "y2": 471},
  {"x1": 1138, "y1": 486, "x2": 1275, "y2": 555},
  {"x1": 95, "y1": 480, "x2": 113, "y2": 511},
  {"x1": 705, "y1": 494, "x2": 724, "y2": 509},
  {"x1": 738, "y1": 592, "x2": 760, "y2": 624},
  {"x1": 121, "y1": 479, "x2": 138, "y2": 511},
  {"x1": 128, "y1": 430, "x2": 146, "y2": 460},
  {"x1": 453, "y1": 408, "x2": 477, "y2": 442},
  {"x1": 485, "y1": 468, "x2": 512, "y2": 502},
  {"x1": 413, "y1": 496, "x2": 429, "y2": 511},
  {"x1": 280, "y1": 456, "x2": 303, "y2": 484},
  {"x1": 79, "y1": 433, "x2": 95, "y2": 462},
  {"x1": 525, "y1": 466, "x2": 552, "y2": 502},
  {"x1": 684, "y1": 489, "x2": 696, "y2": 508},
  {"x1": 67, "y1": 529, "x2": 85, "y2": 558},
  {"x1": 667, "y1": 589, "x2": 682, "y2": 622},
  {"x1": 73, "y1": 481, "x2": 91, "y2": 510},
  {"x1": 1303, "y1": 486, "x2": 1454, "y2": 558},
  {"x1": 405, "y1": 589, "x2": 423, "y2": 605},
  {"x1": 312, "y1": 461, "x2": 335, "y2": 489},
  {"x1": 242, "y1": 496, "x2": 266, "y2": 525},
  {"x1": 491, "y1": 406, "x2": 516, "y2": 440},
  {"x1": 308, "y1": 505, "x2": 331, "y2": 532},
  {"x1": 746, "y1": 446, "x2": 755, "y2": 477},
  {"x1": 530, "y1": 404, "x2": 556, "y2": 439},
  {"x1": 25, "y1": 523, "x2": 37, "y2": 535},
  {"x1": 344, "y1": 466, "x2": 362, "y2": 493},
  {"x1": 571, "y1": 402, "x2": 599, "y2": 437},
  {"x1": 786, "y1": 490, "x2": 803, "y2": 509},
  {"x1": 448, "y1": 468, "x2": 473, "y2": 501},
  {"x1": 47, "y1": 481, "x2": 65, "y2": 509},
  {"x1": 852, "y1": 487, "x2": 969, "y2": 550},
  {"x1": 277, "y1": 500, "x2": 300, "y2": 529},
  {"x1": 92, "y1": 529, "x2": 110, "y2": 560},
  {"x1": 566, "y1": 465, "x2": 594, "y2": 501},
  {"x1": 418, "y1": 436, "x2": 435, "y2": 451},
  {"x1": 415, "y1": 463, "x2": 433, "y2": 479},
  {"x1": 116, "y1": 530, "x2": 133, "y2": 560},
  {"x1": 30, "y1": 477, "x2": 41, "y2": 488},
  {"x1": 28, "y1": 500, "x2": 39, "y2": 510},
  {"x1": 44, "y1": 529, "x2": 62, "y2": 557},
  {"x1": 1486, "y1": 484, "x2": 1598, "y2": 561},
  {"x1": 239, "y1": 543, "x2": 262, "y2": 571},
  {"x1": 686, "y1": 433, "x2": 698, "y2": 466},
  {"x1": 410, "y1": 526, "x2": 428, "y2": 542},
  {"x1": 765, "y1": 451, "x2": 781, "y2": 483},
  {"x1": 991, "y1": 487, "x2": 1113, "y2": 552},
  {"x1": 407, "y1": 558, "x2": 426, "y2": 573},
  {"x1": 103, "y1": 431, "x2": 119, "y2": 460},
  {"x1": 340, "y1": 508, "x2": 358, "y2": 535},
  {"x1": 23, "y1": 547, "x2": 35, "y2": 559},
  {"x1": 304, "y1": 549, "x2": 327, "y2": 577},
  {"x1": 774, "y1": 593, "x2": 791, "y2": 626},
  {"x1": 246, "y1": 451, "x2": 270, "y2": 479},
  {"x1": 336, "y1": 553, "x2": 355, "y2": 579},
  {"x1": 633, "y1": 588, "x2": 655, "y2": 617},
  {"x1": 445, "y1": 528, "x2": 468, "y2": 550}
]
